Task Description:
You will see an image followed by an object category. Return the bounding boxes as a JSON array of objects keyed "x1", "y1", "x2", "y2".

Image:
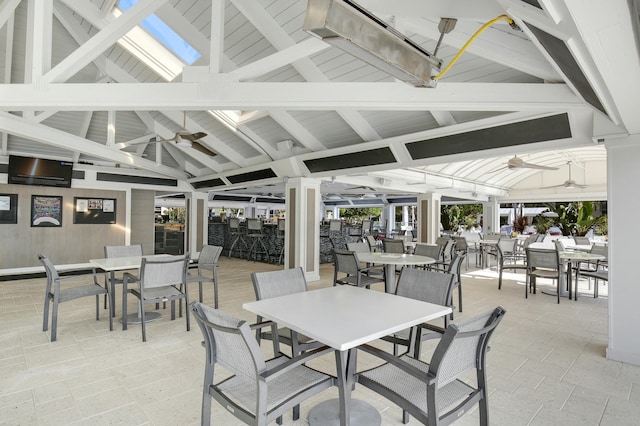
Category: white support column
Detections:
[
  {"x1": 482, "y1": 197, "x2": 500, "y2": 236},
  {"x1": 387, "y1": 204, "x2": 396, "y2": 237},
  {"x1": 606, "y1": 135, "x2": 640, "y2": 365},
  {"x1": 402, "y1": 205, "x2": 409, "y2": 230},
  {"x1": 285, "y1": 177, "x2": 321, "y2": 282},
  {"x1": 417, "y1": 193, "x2": 441, "y2": 244}
]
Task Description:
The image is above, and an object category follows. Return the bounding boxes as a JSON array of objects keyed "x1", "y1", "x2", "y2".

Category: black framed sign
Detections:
[
  {"x1": 31, "y1": 195, "x2": 63, "y2": 227},
  {"x1": 73, "y1": 197, "x2": 116, "y2": 224},
  {"x1": 0, "y1": 193, "x2": 18, "y2": 224}
]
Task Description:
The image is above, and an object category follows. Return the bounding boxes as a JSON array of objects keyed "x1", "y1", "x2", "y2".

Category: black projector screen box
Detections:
[{"x1": 8, "y1": 155, "x2": 74, "y2": 188}]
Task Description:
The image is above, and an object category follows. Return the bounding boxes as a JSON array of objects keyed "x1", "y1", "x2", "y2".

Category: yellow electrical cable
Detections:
[{"x1": 433, "y1": 14, "x2": 514, "y2": 81}]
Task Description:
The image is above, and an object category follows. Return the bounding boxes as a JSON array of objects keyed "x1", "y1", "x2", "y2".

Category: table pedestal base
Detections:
[
  {"x1": 120, "y1": 311, "x2": 162, "y2": 324},
  {"x1": 309, "y1": 399, "x2": 381, "y2": 426}
]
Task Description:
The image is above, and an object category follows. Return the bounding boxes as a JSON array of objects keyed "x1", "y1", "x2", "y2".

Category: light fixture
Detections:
[{"x1": 304, "y1": 0, "x2": 442, "y2": 87}]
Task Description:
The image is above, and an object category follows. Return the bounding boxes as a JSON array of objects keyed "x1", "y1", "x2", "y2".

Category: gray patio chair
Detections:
[
  {"x1": 573, "y1": 236, "x2": 591, "y2": 245},
  {"x1": 103, "y1": 244, "x2": 142, "y2": 316},
  {"x1": 357, "y1": 306, "x2": 507, "y2": 425},
  {"x1": 525, "y1": 247, "x2": 562, "y2": 303},
  {"x1": 187, "y1": 245, "x2": 222, "y2": 307},
  {"x1": 383, "y1": 238, "x2": 405, "y2": 253},
  {"x1": 413, "y1": 244, "x2": 443, "y2": 270},
  {"x1": 452, "y1": 236, "x2": 470, "y2": 268},
  {"x1": 366, "y1": 235, "x2": 378, "y2": 252},
  {"x1": 39, "y1": 253, "x2": 112, "y2": 342},
  {"x1": 577, "y1": 244, "x2": 608, "y2": 298},
  {"x1": 381, "y1": 268, "x2": 455, "y2": 357},
  {"x1": 123, "y1": 254, "x2": 190, "y2": 341},
  {"x1": 191, "y1": 302, "x2": 334, "y2": 426},
  {"x1": 347, "y1": 241, "x2": 385, "y2": 278},
  {"x1": 496, "y1": 239, "x2": 528, "y2": 290},
  {"x1": 251, "y1": 268, "x2": 324, "y2": 357},
  {"x1": 332, "y1": 249, "x2": 386, "y2": 289}
]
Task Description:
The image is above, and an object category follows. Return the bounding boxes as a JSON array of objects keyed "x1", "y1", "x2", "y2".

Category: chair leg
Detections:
[
  {"x1": 43, "y1": 294, "x2": 50, "y2": 332},
  {"x1": 213, "y1": 269, "x2": 219, "y2": 309},
  {"x1": 140, "y1": 301, "x2": 147, "y2": 342},
  {"x1": 51, "y1": 294, "x2": 60, "y2": 342},
  {"x1": 95, "y1": 294, "x2": 100, "y2": 320},
  {"x1": 458, "y1": 284, "x2": 463, "y2": 313},
  {"x1": 185, "y1": 297, "x2": 190, "y2": 332},
  {"x1": 293, "y1": 404, "x2": 300, "y2": 420}
]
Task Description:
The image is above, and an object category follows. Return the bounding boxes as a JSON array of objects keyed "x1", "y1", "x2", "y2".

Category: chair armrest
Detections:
[
  {"x1": 123, "y1": 272, "x2": 139, "y2": 283},
  {"x1": 357, "y1": 344, "x2": 433, "y2": 382},
  {"x1": 261, "y1": 346, "x2": 333, "y2": 381},
  {"x1": 418, "y1": 323, "x2": 446, "y2": 334},
  {"x1": 249, "y1": 320, "x2": 276, "y2": 331},
  {"x1": 55, "y1": 269, "x2": 103, "y2": 284}
]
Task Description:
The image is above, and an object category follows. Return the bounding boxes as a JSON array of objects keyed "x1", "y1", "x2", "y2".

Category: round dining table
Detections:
[{"x1": 355, "y1": 252, "x2": 436, "y2": 293}]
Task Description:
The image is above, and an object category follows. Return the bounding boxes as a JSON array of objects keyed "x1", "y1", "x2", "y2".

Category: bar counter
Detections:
[{"x1": 208, "y1": 221, "x2": 364, "y2": 263}]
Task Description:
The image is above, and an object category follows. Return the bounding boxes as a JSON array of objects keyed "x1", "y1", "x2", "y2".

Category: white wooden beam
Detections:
[
  {"x1": 230, "y1": 0, "x2": 381, "y2": 142},
  {"x1": 431, "y1": 111, "x2": 457, "y2": 127},
  {"x1": 0, "y1": 0, "x2": 21, "y2": 30},
  {"x1": 106, "y1": 110, "x2": 116, "y2": 146},
  {"x1": 0, "y1": 111, "x2": 187, "y2": 179},
  {"x1": 0, "y1": 81, "x2": 584, "y2": 111},
  {"x1": 209, "y1": 0, "x2": 224, "y2": 73},
  {"x1": 0, "y1": 8, "x2": 13, "y2": 155},
  {"x1": 45, "y1": 0, "x2": 169, "y2": 83}
]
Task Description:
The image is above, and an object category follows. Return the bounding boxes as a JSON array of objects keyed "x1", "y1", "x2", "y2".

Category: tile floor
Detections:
[{"x1": 1, "y1": 257, "x2": 637, "y2": 425}]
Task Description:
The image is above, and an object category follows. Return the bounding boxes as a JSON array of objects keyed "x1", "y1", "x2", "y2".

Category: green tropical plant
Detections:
[
  {"x1": 441, "y1": 205, "x2": 461, "y2": 231},
  {"x1": 538, "y1": 201, "x2": 605, "y2": 236}
]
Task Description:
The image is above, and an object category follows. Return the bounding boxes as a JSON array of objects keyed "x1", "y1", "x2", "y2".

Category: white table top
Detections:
[
  {"x1": 89, "y1": 254, "x2": 190, "y2": 271},
  {"x1": 243, "y1": 285, "x2": 451, "y2": 352},
  {"x1": 559, "y1": 251, "x2": 605, "y2": 261},
  {"x1": 355, "y1": 252, "x2": 436, "y2": 266}
]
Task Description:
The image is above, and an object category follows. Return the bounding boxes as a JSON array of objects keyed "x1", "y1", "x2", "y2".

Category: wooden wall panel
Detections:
[{"x1": 130, "y1": 189, "x2": 155, "y2": 256}]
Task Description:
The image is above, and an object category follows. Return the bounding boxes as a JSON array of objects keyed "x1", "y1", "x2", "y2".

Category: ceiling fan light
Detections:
[{"x1": 175, "y1": 133, "x2": 192, "y2": 147}]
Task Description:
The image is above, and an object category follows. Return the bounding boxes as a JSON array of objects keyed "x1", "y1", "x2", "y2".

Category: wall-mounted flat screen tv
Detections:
[{"x1": 8, "y1": 155, "x2": 74, "y2": 188}]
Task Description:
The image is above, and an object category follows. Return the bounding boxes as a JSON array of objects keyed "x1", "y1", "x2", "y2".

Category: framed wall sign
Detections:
[
  {"x1": 73, "y1": 197, "x2": 117, "y2": 224},
  {"x1": 31, "y1": 195, "x2": 63, "y2": 227},
  {"x1": 0, "y1": 194, "x2": 18, "y2": 224}
]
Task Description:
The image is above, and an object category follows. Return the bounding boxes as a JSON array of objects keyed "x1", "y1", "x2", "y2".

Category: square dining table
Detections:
[{"x1": 243, "y1": 285, "x2": 452, "y2": 426}]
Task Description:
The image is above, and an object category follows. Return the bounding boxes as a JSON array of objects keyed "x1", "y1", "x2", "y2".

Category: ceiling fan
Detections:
[
  {"x1": 487, "y1": 155, "x2": 559, "y2": 173},
  {"x1": 135, "y1": 112, "x2": 215, "y2": 156},
  {"x1": 542, "y1": 161, "x2": 586, "y2": 189}
]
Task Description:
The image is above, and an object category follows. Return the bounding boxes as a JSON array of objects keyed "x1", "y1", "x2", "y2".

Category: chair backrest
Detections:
[
  {"x1": 396, "y1": 268, "x2": 455, "y2": 310},
  {"x1": 573, "y1": 236, "x2": 591, "y2": 245},
  {"x1": 251, "y1": 267, "x2": 308, "y2": 300},
  {"x1": 361, "y1": 219, "x2": 372, "y2": 235},
  {"x1": 197, "y1": 245, "x2": 222, "y2": 267},
  {"x1": 452, "y1": 236, "x2": 468, "y2": 250},
  {"x1": 383, "y1": 238, "x2": 405, "y2": 253},
  {"x1": 246, "y1": 218, "x2": 262, "y2": 232},
  {"x1": 497, "y1": 239, "x2": 517, "y2": 256},
  {"x1": 191, "y1": 302, "x2": 265, "y2": 381},
  {"x1": 329, "y1": 220, "x2": 343, "y2": 232},
  {"x1": 366, "y1": 235, "x2": 377, "y2": 251},
  {"x1": 228, "y1": 217, "x2": 240, "y2": 231},
  {"x1": 526, "y1": 248, "x2": 559, "y2": 270},
  {"x1": 590, "y1": 243, "x2": 608, "y2": 259},
  {"x1": 430, "y1": 307, "x2": 507, "y2": 388},
  {"x1": 333, "y1": 249, "x2": 359, "y2": 275},
  {"x1": 442, "y1": 239, "x2": 457, "y2": 261},
  {"x1": 413, "y1": 243, "x2": 442, "y2": 260},
  {"x1": 446, "y1": 253, "x2": 466, "y2": 280},
  {"x1": 104, "y1": 244, "x2": 143, "y2": 258},
  {"x1": 535, "y1": 233, "x2": 546, "y2": 242},
  {"x1": 38, "y1": 253, "x2": 59, "y2": 282},
  {"x1": 347, "y1": 241, "x2": 371, "y2": 254},
  {"x1": 139, "y1": 255, "x2": 189, "y2": 290},
  {"x1": 435, "y1": 236, "x2": 449, "y2": 247},
  {"x1": 277, "y1": 218, "x2": 286, "y2": 232},
  {"x1": 483, "y1": 233, "x2": 501, "y2": 242}
]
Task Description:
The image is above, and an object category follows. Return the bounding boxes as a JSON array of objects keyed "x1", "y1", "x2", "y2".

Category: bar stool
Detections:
[
  {"x1": 246, "y1": 219, "x2": 269, "y2": 262},
  {"x1": 276, "y1": 218, "x2": 286, "y2": 265},
  {"x1": 227, "y1": 218, "x2": 247, "y2": 258}
]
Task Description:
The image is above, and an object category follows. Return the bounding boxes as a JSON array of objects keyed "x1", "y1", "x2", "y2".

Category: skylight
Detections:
[
  {"x1": 113, "y1": 0, "x2": 201, "y2": 80},
  {"x1": 118, "y1": 0, "x2": 201, "y2": 65}
]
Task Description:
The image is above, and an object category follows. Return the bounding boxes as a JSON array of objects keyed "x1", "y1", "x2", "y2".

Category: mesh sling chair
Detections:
[
  {"x1": 432, "y1": 253, "x2": 467, "y2": 319},
  {"x1": 381, "y1": 268, "x2": 455, "y2": 357},
  {"x1": 187, "y1": 245, "x2": 223, "y2": 308},
  {"x1": 39, "y1": 254, "x2": 112, "y2": 342},
  {"x1": 347, "y1": 241, "x2": 385, "y2": 279},
  {"x1": 496, "y1": 239, "x2": 528, "y2": 290},
  {"x1": 413, "y1": 244, "x2": 443, "y2": 270},
  {"x1": 357, "y1": 307, "x2": 507, "y2": 425},
  {"x1": 103, "y1": 244, "x2": 143, "y2": 316},
  {"x1": 525, "y1": 247, "x2": 562, "y2": 304},
  {"x1": 122, "y1": 255, "x2": 190, "y2": 341},
  {"x1": 332, "y1": 249, "x2": 386, "y2": 289},
  {"x1": 190, "y1": 302, "x2": 335, "y2": 426},
  {"x1": 251, "y1": 268, "x2": 324, "y2": 357}
]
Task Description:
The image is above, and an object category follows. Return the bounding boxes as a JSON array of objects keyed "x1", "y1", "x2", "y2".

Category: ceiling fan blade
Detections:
[
  {"x1": 520, "y1": 162, "x2": 559, "y2": 170},
  {"x1": 486, "y1": 165, "x2": 507, "y2": 174},
  {"x1": 190, "y1": 141, "x2": 217, "y2": 157},
  {"x1": 179, "y1": 131, "x2": 207, "y2": 142}
]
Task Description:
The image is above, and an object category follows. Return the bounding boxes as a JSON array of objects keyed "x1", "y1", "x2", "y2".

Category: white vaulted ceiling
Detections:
[{"x1": 0, "y1": 0, "x2": 636, "y2": 202}]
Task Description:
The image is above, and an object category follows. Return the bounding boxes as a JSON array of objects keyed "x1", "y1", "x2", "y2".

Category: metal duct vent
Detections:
[{"x1": 304, "y1": 0, "x2": 442, "y2": 87}]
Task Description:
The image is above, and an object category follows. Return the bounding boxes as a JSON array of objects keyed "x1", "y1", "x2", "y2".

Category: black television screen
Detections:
[{"x1": 8, "y1": 156, "x2": 73, "y2": 188}]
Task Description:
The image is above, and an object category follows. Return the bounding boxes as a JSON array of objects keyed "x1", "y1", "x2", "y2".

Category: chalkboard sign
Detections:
[{"x1": 73, "y1": 197, "x2": 116, "y2": 224}]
